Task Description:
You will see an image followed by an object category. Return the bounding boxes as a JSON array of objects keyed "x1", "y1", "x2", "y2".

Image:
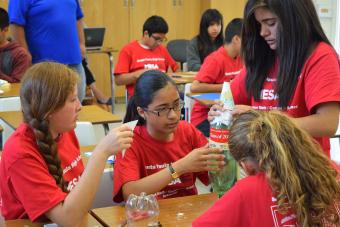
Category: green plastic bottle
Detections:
[{"x1": 208, "y1": 82, "x2": 237, "y2": 198}]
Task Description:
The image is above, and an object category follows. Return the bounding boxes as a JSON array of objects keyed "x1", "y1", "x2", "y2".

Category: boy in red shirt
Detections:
[
  {"x1": 0, "y1": 8, "x2": 30, "y2": 83},
  {"x1": 114, "y1": 15, "x2": 179, "y2": 98},
  {"x1": 190, "y1": 18, "x2": 243, "y2": 137}
]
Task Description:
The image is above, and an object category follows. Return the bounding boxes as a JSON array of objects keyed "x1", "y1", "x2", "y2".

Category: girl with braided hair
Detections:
[
  {"x1": 0, "y1": 62, "x2": 133, "y2": 225},
  {"x1": 194, "y1": 110, "x2": 340, "y2": 227}
]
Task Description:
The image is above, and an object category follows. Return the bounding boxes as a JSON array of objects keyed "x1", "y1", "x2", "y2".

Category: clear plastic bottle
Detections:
[
  {"x1": 208, "y1": 82, "x2": 237, "y2": 197},
  {"x1": 125, "y1": 192, "x2": 159, "y2": 227}
]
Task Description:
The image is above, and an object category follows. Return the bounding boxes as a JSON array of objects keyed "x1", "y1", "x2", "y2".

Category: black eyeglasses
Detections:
[
  {"x1": 144, "y1": 101, "x2": 184, "y2": 117},
  {"x1": 151, "y1": 35, "x2": 167, "y2": 43}
]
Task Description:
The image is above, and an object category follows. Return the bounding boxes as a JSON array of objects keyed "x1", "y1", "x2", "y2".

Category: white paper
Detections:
[{"x1": 122, "y1": 120, "x2": 138, "y2": 158}]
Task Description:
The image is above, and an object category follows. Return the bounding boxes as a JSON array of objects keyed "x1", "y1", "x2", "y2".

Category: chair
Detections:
[
  {"x1": 0, "y1": 97, "x2": 21, "y2": 112},
  {"x1": 74, "y1": 121, "x2": 98, "y2": 146},
  {"x1": 184, "y1": 83, "x2": 194, "y2": 122},
  {"x1": 167, "y1": 39, "x2": 189, "y2": 71},
  {"x1": 0, "y1": 97, "x2": 21, "y2": 148}
]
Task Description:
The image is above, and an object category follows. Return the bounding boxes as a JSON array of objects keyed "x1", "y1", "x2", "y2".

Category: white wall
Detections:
[{"x1": 313, "y1": 0, "x2": 340, "y2": 54}]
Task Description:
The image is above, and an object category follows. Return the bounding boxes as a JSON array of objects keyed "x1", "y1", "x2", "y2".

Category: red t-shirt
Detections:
[
  {"x1": 113, "y1": 121, "x2": 208, "y2": 202},
  {"x1": 231, "y1": 42, "x2": 340, "y2": 157},
  {"x1": 114, "y1": 40, "x2": 179, "y2": 97},
  {"x1": 190, "y1": 46, "x2": 243, "y2": 126},
  {"x1": 193, "y1": 172, "x2": 340, "y2": 227},
  {"x1": 0, "y1": 124, "x2": 84, "y2": 221}
]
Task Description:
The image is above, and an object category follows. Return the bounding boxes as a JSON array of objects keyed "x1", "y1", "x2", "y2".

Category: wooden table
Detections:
[
  {"x1": 4, "y1": 213, "x2": 103, "y2": 227},
  {"x1": 91, "y1": 193, "x2": 218, "y2": 226},
  {"x1": 169, "y1": 72, "x2": 197, "y2": 85},
  {"x1": 0, "y1": 83, "x2": 20, "y2": 98},
  {"x1": 87, "y1": 47, "x2": 118, "y2": 113},
  {"x1": 186, "y1": 92, "x2": 220, "y2": 106},
  {"x1": 0, "y1": 105, "x2": 121, "y2": 131}
]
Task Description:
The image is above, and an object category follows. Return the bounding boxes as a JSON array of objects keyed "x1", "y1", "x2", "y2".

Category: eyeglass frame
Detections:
[
  {"x1": 143, "y1": 101, "x2": 184, "y2": 117},
  {"x1": 150, "y1": 34, "x2": 168, "y2": 43}
]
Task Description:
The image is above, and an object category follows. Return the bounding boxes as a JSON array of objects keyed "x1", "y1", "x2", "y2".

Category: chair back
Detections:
[
  {"x1": 0, "y1": 97, "x2": 21, "y2": 112},
  {"x1": 184, "y1": 83, "x2": 194, "y2": 122},
  {"x1": 74, "y1": 121, "x2": 98, "y2": 146},
  {"x1": 0, "y1": 97, "x2": 21, "y2": 149},
  {"x1": 167, "y1": 39, "x2": 189, "y2": 71}
]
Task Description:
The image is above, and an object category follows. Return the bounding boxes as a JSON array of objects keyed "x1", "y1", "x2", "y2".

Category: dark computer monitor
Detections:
[{"x1": 84, "y1": 27, "x2": 106, "y2": 50}]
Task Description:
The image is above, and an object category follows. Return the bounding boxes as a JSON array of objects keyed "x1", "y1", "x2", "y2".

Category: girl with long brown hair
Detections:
[
  {"x1": 194, "y1": 110, "x2": 340, "y2": 227},
  {"x1": 0, "y1": 62, "x2": 133, "y2": 225}
]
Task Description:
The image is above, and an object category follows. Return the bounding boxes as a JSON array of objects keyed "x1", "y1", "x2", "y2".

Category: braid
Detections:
[
  {"x1": 28, "y1": 116, "x2": 68, "y2": 192},
  {"x1": 20, "y1": 62, "x2": 78, "y2": 193}
]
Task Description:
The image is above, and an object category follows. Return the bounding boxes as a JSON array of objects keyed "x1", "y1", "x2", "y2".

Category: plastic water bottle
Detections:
[
  {"x1": 125, "y1": 192, "x2": 159, "y2": 227},
  {"x1": 208, "y1": 82, "x2": 237, "y2": 197}
]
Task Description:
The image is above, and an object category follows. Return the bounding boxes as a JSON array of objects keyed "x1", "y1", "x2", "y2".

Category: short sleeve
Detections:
[
  {"x1": 113, "y1": 147, "x2": 141, "y2": 202},
  {"x1": 75, "y1": 0, "x2": 84, "y2": 20},
  {"x1": 8, "y1": 0, "x2": 30, "y2": 26},
  {"x1": 114, "y1": 45, "x2": 132, "y2": 75},
  {"x1": 8, "y1": 157, "x2": 66, "y2": 221},
  {"x1": 231, "y1": 67, "x2": 251, "y2": 105},
  {"x1": 303, "y1": 45, "x2": 340, "y2": 112},
  {"x1": 195, "y1": 57, "x2": 221, "y2": 83}
]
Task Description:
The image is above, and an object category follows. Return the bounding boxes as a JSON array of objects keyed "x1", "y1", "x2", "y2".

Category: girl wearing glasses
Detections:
[
  {"x1": 113, "y1": 70, "x2": 225, "y2": 202},
  {"x1": 187, "y1": 9, "x2": 224, "y2": 71}
]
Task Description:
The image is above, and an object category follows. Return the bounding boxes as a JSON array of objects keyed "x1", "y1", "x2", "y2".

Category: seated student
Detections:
[
  {"x1": 0, "y1": 62, "x2": 133, "y2": 225},
  {"x1": 82, "y1": 58, "x2": 112, "y2": 106},
  {"x1": 193, "y1": 110, "x2": 340, "y2": 227},
  {"x1": 187, "y1": 9, "x2": 224, "y2": 72},
  {"x1": 113, "y1": 70, "x2": 225, "y2": 202},
  {"x1": 190, "y1": 18, "x2": 244, "y2": 137},
  {"x1": 114, "y1": 15, "x2": 179, "y2": 98},
  {"x1": 0, "y1": 7, "x2": 30, "y2": 83}
]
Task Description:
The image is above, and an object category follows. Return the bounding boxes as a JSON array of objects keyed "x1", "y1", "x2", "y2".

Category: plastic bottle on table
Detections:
[{"x1": 208, "y1": 82, "x2": 237, "y2": 198}]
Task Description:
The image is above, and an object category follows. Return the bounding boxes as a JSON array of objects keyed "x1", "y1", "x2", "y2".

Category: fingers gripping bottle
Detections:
[{"x1": 209, "y1": 82, "x2": 237, "y2": 197}]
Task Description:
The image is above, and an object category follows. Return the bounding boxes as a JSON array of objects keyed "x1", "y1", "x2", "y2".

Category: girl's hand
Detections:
[
  {"x1": 96, "y1": 125, "x2": 133, "y2": 157},
  {"x1": 231, "y1": 105, "x2": 253, "y2": 116},
  {"x1": 208, "y1": 104, "x2": 224, "y2": 122},
  {"x1": 173, "y1": 144, "x2": 225, "y2": 174}
]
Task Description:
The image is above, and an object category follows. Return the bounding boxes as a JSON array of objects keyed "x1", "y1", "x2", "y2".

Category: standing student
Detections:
[
  {"x1": 114, "y1": 16, "x2": 179, "y2": 98},
  {"x1": 190, "y1": 18, "x2": 244, "y2": 137},
  {"x1": 113, "y1": 70, "x2": 224, "y2": 202},
  {"x1": 187, "y1": 9, "x2": 224, "y2": 72},
  {"x1": 9, "y1": 0, "x2": 87, "y2": 102},
  {"x1": 0, "y1": 62, "x2": 133, "y2": 225},
  {"x1": 0, "y1": 7, "x2": 30, "y2": 83},
  {"x1": 209, "y1": 0, "x2": 340, "y2": 157},
  {"x1": 193, "y1": 110, "x2": 340, "y2": 227}
]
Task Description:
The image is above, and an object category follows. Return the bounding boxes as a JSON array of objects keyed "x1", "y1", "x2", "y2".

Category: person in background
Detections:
[
  {"x1": 8, "y1": 0, "x2": 87, "y2": 102},
  {"x1": 113, "y1": 70, "x2": 224, "y2": 202},
  {"x1": 187, "y1": 9, "x2": 224, "y2": 72},
  {"x1": 0, "y1": 7, "x2": 29, "y2": 83},
  {"x1": 0, "y1": 62, "x2": 133, "y2": 225},
  {"x1": 190, "y1": 18, "x2": 244, "y2": 137},
  {"x1": 82, "y1": 58, "x2": 112, "y2": 106},
  {"x1": 209, "y1": 0, "x2": 340, "y2": 157},
  {"x1": 114, "y1": 15, "x2": 179, "y2": 98},
  {"x1": 193, "y1": 110, "x2": 340, "y2": 227}
]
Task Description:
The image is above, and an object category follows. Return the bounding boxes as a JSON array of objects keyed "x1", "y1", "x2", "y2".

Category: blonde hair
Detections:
[
  {"x1": 20, "y1": 62, "x2": 78, "y2": 192},
  {"x1": 229, "y1": 110, "x2": 340, "y2": 226}
]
